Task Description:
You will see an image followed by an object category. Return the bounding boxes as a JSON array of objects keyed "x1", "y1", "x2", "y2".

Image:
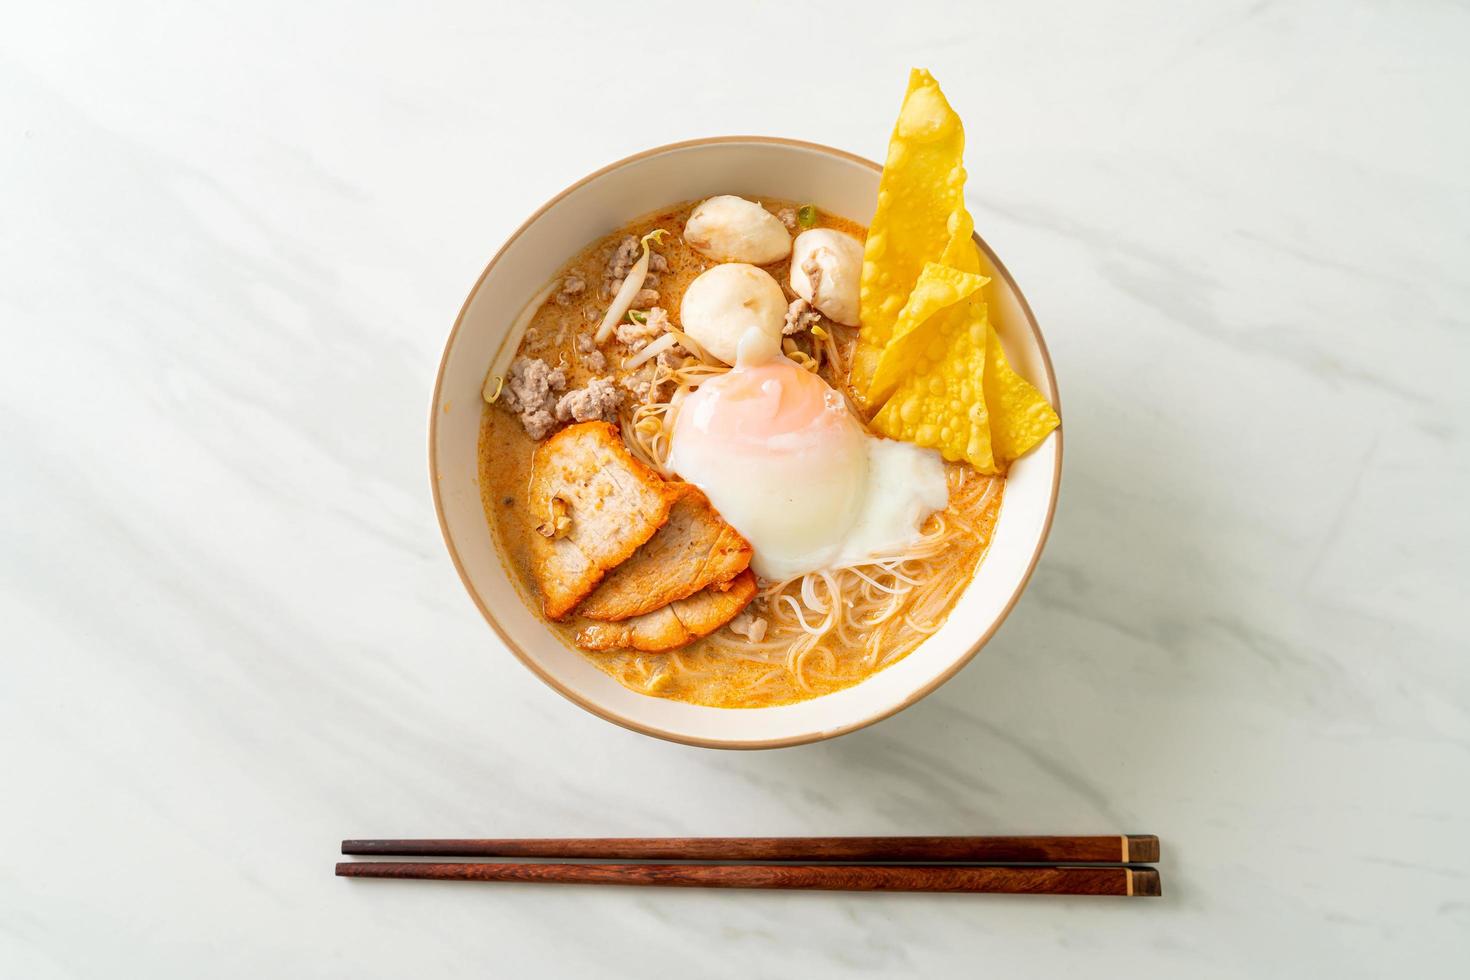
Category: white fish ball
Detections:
[
  {"x1": 680, "y1": 264, "x2": 788, "y2": 365},
  {"x1": 683, "y1": 196, "x2": 792, "y2": 265},
  {"x1": 789, "y1": 228, "x2": 864, "y2": 326}
]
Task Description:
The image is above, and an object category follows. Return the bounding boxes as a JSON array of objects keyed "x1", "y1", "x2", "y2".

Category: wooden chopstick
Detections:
[
  {"x1": 341, "y1": 835, "x2": 1159, "y2": 865},
  {"x1": 336, "y1": 861, "x2": 1160, "y2": 896}
]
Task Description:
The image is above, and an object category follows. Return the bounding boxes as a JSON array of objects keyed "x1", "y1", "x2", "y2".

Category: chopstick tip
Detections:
[
  {"x1": 1130, "y1": 867, "x2": 1162, "y2": 897},
  {"x1": 1124, "y1": 834, "x2": 1160, "y2": 863}
]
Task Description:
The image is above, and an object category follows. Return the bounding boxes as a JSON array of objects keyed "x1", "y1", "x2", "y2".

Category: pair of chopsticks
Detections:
[{"x1": 337, "y1": 835, "x2": 1161, "y2": 896}]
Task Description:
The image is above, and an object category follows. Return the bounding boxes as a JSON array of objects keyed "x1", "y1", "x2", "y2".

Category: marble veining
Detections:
[{"x1": 2, "y1": 1, "x2": 1466, "y2": 976}]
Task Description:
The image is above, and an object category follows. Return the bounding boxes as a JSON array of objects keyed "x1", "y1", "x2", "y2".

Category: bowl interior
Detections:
[{"x1": 431, "y1": 138, "x2": 1060, "y2": 748}]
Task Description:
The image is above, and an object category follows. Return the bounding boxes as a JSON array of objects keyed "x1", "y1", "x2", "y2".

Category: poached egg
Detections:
[{"x1": 667, "y1": 329, "x2": 948, "y2": 581}]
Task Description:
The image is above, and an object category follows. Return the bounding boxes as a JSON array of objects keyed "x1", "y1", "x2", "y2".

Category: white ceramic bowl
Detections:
[{"x1": 431, "y1": 138, "x2": 1061, "y2": 749}]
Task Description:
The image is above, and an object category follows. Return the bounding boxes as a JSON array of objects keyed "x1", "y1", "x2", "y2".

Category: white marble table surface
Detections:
[{"x1": 4, "y1": 2, "x2": 1467, "y2": 976}]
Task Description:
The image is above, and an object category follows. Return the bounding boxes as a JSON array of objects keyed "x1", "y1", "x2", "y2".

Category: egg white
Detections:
[{"x1": 668, "y1": 346, "x2": 949, "y2": 582}]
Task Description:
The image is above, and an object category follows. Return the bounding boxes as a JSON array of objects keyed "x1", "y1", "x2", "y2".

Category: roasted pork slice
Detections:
[
  {"x1": 577, "y1": 483, "x2": 752, "y2": 622},
  {"x1": 576, "y1": 570, "x2": 758, "y2": 653},
  {"x1": 527, "y1": 421, "x2": 675, "y2": 620}
]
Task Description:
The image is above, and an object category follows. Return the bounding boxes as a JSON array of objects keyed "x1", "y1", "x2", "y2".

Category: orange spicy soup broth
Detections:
[{"x1": 478, "y1": 199, "x2": 1002, "y2": 708}]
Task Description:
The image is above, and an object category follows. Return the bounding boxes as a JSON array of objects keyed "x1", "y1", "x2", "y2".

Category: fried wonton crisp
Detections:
[
  {"x1": 859, "y1": 69, "x2": 1059, "y2": 471},
  {"x1": 855, "y1": 69, "x2": 969, "y2": 402},
  {"x1": 872, "y1": 298, "x2": 998, "y2": 473},
  {"x1": 867, "y1": 262, "x2": 988, "y2": 406},
  {"x1": 982, "y1": 322, "x2": 1061, "y2": 464}
]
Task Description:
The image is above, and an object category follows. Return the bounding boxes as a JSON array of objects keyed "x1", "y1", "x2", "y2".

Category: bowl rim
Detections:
[{"x1": 429, "y1": 135, "x2": 1063, "y2": 749}]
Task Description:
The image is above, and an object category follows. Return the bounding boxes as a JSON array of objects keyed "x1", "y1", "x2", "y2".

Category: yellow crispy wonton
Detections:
[
  {"x1": 858, "y1": 69, "x2": 1059, "y2": 473},
  {"x1": 854, "y1": 69, "x2": 969, "y2": 403}
]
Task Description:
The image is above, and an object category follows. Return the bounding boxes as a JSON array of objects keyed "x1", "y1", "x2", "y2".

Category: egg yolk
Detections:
[{"x1": 669, "y1": 357, "x2": 870, "y2": 581}]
